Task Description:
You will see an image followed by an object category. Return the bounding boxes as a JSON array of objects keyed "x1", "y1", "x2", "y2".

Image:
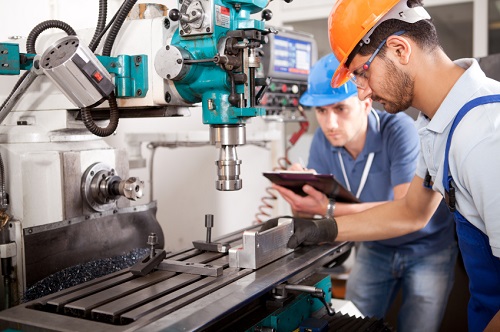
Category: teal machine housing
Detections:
[
  {"x1": 248, "y1": 275, "x2": 333, "y2": 331},
  {"x1": 159, "y1": 0, "x2": 270, "y2": 191},
  {"x1": 168, "y1": 0, "x2": 267, "y2": 124},
  {"x1": 0, "y1": 0, "x2": 273, "y2": 192}
]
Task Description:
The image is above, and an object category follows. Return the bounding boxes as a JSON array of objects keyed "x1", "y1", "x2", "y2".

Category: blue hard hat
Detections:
[{"x1": 299, "y1": 53, "x2": 358, "y2": 107}]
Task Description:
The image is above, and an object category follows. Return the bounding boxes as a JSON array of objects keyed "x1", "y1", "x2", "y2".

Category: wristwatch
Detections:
[{"x1": 326, "y1": 198, "x2": 336, "y2": 219}]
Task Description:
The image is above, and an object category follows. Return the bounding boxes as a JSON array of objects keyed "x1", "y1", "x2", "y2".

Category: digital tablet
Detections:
[{"x1": 263, "y1": 171, "x2": 360, "y2": 203}]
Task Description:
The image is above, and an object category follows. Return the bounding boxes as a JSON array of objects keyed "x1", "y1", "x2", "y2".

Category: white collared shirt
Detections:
[{"x1": 416, "y1": 58, "x2": 500, "y2": 257}]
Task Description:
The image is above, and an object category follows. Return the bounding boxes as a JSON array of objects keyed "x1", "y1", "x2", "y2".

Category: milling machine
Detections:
[{"x1": 0, "y1": 1, "x2": 358, "y2": 331}]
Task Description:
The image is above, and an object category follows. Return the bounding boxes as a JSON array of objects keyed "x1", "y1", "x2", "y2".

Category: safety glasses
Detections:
[{"x1": 349, "y1": 30, "x2": 406, "y2": 89}]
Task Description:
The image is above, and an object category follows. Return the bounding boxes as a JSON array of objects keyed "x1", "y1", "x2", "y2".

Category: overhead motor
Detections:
[{"x1": 39, "y1": 35, "x2": 114, "y2": 108}]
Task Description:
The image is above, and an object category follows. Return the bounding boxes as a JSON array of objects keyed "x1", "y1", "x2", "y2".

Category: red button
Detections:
[
  {"x1": 261, "y1": 94, "x2": 268, "y2": 105},
  {"x1": 92, "y1": 71, "x2": 103, "y2": 82},
  {"x1": 281, "y1": 84, "x2": 288, "y2": 93}
]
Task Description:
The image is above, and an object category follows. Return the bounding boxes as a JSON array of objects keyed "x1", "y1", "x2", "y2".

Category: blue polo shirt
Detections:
[{"x1": 308, "y1": 109, "x2": 455, "y2": 256}]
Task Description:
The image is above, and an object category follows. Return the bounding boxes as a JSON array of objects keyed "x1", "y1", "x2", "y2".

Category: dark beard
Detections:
[{"x1": 374, "y1": 59, "x2": 414, "y2": 114}]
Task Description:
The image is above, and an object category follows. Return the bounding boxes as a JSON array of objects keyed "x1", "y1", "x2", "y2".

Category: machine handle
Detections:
[{"x1": 273, "y1": 284, "x2": 336, "y2": 316}]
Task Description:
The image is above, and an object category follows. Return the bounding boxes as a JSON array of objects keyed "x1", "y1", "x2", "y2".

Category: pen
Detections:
[{"x1": 299, "y1": 157, "x2": 306, "y2": 170}]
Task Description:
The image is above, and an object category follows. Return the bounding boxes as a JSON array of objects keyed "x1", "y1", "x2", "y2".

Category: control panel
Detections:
[
  {"x1": 259, "y1": 78, "x2": 308, "y2": 121},
  {"x1": 258, "y1": 28, "x2": 317, "y2": 122}
]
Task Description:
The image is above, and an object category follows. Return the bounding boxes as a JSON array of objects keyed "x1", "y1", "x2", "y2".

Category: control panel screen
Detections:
[{"x1": 272, "y1": 35, "x2": 312, "y2": 77}]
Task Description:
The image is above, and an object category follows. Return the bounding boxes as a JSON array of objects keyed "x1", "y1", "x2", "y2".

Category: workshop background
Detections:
[
  {"x1": 1, "y1": 0, "x2": 499, "y2": 330},
  {"x1": 2, "y1": 0, "x2": 498, "y2": 254}
]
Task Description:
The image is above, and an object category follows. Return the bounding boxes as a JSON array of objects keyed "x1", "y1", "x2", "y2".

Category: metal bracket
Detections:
[
  {"x1": 0, "y1": 43, "x2": 35, "y2": 75},
  {"x1": 158, "y1": 259, "x2": 222, "y2": 277},
  {"x1": 192, "y1": 240, "x2": 230, "y2": 253},
  {"x1": 228, "y1": 218, "x2": 294, "y2": 269},
  {"x1": 97, "y1": 54, "x2": 149, "y2": 98},
  {"x1": 192, "y1": 214, "x2": 230, "y2": 253},
  {"x1": 130, "y1": 249, "x2": 167, "y2": 276},
  {"x1": 0, "y1": 242, "x2": 16, "y2": 258}
]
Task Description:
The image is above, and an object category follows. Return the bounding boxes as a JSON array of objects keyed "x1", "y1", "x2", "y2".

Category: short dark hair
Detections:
[{"x1": 346, "y1": 0, "x2": 441, "y2": 67}]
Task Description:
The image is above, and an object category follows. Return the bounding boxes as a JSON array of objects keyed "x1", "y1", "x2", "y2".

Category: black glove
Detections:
[
  {"x1": 287, "y1": 217, "x2": 338, "y2": 249},
  {"x1": 259, "y1": 216, "x2": 338, "y2": 249}
]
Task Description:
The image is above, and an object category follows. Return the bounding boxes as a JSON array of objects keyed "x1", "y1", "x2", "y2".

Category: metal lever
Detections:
[
  {"x1": 255, "y1": 77, "x2": 271, "y2": 105},
  {"x1": 272, "y1": 284, "x2": 335, "y2": 316},
  {"x1": 0, "y1": 69, "x2": 39, "y2": 124}
]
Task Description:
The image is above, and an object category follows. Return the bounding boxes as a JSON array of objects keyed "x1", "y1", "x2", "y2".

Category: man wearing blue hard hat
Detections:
[{"x1": 268, "y1": 53, "x2": 457, "y2": 331}]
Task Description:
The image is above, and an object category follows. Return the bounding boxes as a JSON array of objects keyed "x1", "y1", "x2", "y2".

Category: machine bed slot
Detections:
[
  {"x1": 62, "y1": 270, "x2": 176, "y2": 318},
  {"x1": 91, "y1": 273, "x2": 202, "y2": 324},
  {"x1": 24, "y1": 238, "x2": 252, "y2": 326},
  {"x1": 44, "y1": 270, "x2": 136, "y2": 312},
  {"x1": 119, "y1": 267, "x2": 253, "y2": 324}
]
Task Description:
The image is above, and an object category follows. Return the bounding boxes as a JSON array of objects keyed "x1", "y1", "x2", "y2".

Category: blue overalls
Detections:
[{"x1": 442, "y1": 95, "x2": 500, "y2": 331}]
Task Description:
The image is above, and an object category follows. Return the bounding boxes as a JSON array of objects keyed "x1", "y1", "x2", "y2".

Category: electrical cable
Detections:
[
  {"x1": 89, "y1": 0, "x2": 108, "y2": 52},
  {"x1": 88, "y1": 10, "x2": 119, "y2": 52},
  {"x1": 102, "y1": 0, "x2": 137, "y2": 57},
  {"x1": 82, "y1": 0, "x2": 138, "y2": 137},
  {"x1": 254, "y1": 106, "x2": 309, "y2": 224},
  {"x1": 26, "y1": 20, "x2": 76, "y2": 54},
  {"x1": 81, "y1": 92, "x2": 119, "y2": 137}
]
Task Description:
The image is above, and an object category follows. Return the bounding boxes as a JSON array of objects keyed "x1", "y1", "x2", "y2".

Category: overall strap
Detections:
[{"x1": 442, "y1": 95, "x2": 500, "y2": 211}]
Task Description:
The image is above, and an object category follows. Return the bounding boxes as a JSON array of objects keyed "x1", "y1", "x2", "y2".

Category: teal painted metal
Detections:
[
  {"x1": 0, "y1": 43, "x2": 34, "y2": 75},
  {"x1": 225, "y1": 0, "x2": 266, "y2": 30},
  {"x1": 247, "y1": 276, "x2": 332, "y2": 332},
  {"x1": 97, "y1": 54, "x2": 149, "y2": 98},
  {"x1": 171, "y1": 0, "x2": 266, "y2": 125},
  {"x1": 201, "y1": 89, "x2": 265, "y2": 124},
  {"x1": 0, "y1": 43, "x2": 147, "y2": 98}
]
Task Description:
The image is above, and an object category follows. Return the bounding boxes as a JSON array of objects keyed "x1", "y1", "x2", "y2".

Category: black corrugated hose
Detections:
[
  {"x1": 81, "y1": 92, "x2": 120, "y2": 137},
  {"x1": 26, "y1": 20, "x2": 76, "y2": 54},
  {"x1": 102, "y1": 0, "x2": 137, "y2": 57},
  {"x1": 82, "y1": 0, "x2": 137, "y2": 137},
  {"x1": 89, "y1": 0, "x2": 108, "y2": 52}
]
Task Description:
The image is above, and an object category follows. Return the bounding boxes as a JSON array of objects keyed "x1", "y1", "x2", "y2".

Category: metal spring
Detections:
[
  {"x1": 254, "y1": 106, "x2": 309, "y2": 224},
  {"x1": 253, "y1": 147, "x2": 293, "y2": 224}
]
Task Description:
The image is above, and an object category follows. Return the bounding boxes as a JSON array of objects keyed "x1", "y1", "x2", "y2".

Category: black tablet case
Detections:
[{"x1": 263, "y1": 172, "x2": 360, "y2": 203}]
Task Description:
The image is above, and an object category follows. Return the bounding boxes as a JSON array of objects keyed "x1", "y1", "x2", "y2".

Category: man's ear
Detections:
[
  {"x1": 386, "y1": 35, "x2": 411, "y2": 65},
  {"x1": 361, "y1": 98, "x2": 372, "y2": 114}
]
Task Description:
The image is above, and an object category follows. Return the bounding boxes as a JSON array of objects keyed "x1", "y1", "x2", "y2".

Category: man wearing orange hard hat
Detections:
[{"x1": 262, "y1": 0, "x2": 500, "y2": 331}]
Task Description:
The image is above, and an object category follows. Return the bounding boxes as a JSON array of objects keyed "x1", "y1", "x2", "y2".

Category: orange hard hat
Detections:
[{"x1": 329, "y1": 0, "x2": 430, "y2": 88}]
